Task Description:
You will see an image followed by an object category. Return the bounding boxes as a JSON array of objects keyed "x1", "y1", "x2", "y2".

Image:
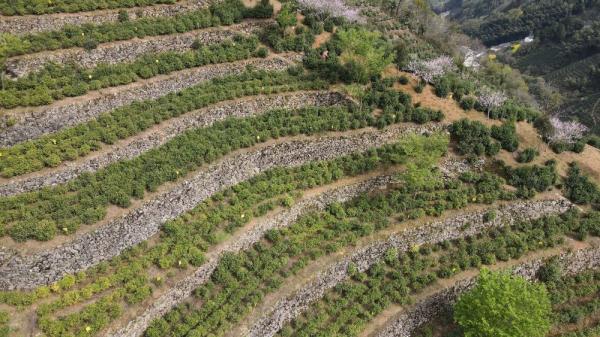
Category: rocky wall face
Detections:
[
  {"x1": 0, "y1": 1, "x2": 209, "y2": 35},
  {"x1": 0, "y1": 56, "x2": 296, "y2": 146},
  {"x1": 106, "y1": 175, "x2": 394, "y2": 337},
  {"x1": 0, "y1": 91, "x2": 350, "y2": 197},
  {"x1": 376, "y1": 247, "x2": 600, "y2": 337},
  {"x1": 5, "y1": 21, "x2": 269, "y2": 78},
  {"x1": 0, "y1": 124, "x2": 440, "y2": 290},
  {"x1": 247, "y1": 199, "x2": 574, "y2": 337}
]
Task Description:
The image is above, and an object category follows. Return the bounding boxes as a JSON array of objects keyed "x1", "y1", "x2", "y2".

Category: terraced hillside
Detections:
[{"x1": 1, "y1": 1, "x2": 600, "y2": 337}]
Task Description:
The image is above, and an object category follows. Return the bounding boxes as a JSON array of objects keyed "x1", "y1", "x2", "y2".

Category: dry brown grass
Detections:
[{"x1": 385, "y1": 69, "x2": 600, "y2": 184}]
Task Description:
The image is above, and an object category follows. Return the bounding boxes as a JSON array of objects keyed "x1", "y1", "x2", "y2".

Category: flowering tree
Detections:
[
  {"x1": 405, "y1": 55, "x2": 456, "y2": 83},
  {"x1": 548, "y1": 117, "x2": 588, "y2": 144},
  {"x1": 477, "y1": 88, "x2": 507, "y2": 118},
  {"x1": 297, "y1": 0, "x2": 365, "y2": 23}
]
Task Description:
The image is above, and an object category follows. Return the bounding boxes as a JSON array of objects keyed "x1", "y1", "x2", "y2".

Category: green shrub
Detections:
[
  {"x1": 517, "y1": 148, "x2": 539, "y2": 163},
  {"x1": 460, "y1": 96, "x2": 477, "y2": 110},
  {"x1": 491, "y1": 122, "x2": 519, "y2": 152},
  {"x1": 449, "y1": 119, "x2": 501, "y2": 157},
  {"x1": 563, "y1": 163, "x2": 600, "y2": 205},
  {"x1": 455, "y1": 269, "x2": 552, "y2": 337}
]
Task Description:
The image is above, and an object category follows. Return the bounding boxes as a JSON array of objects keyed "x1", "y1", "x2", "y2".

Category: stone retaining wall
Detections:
[
  {"x1": 5, "y1": 20, "x2": 268, "y2": 78},
  {"x1": 0, "y1": 91, "x2": 350, "y2": 197},
  {"x1": 0, "y1": 123, "x2": 440, "y2": 290},
  {"x1": 376, "y1": 247, "x2": 600, "y2": 337},
  {"x1": 0, "y1": 0, "x2": 209, "y2": 35},
  {"x1": 247, "y1": 199, "x2": 573, "y2": 337},
  {"x1": 0, "y1": 55, "x2": 296, "y2": 146},
  {"x1": 106, "y1": 175, "x2": 394, "y2": 337}
]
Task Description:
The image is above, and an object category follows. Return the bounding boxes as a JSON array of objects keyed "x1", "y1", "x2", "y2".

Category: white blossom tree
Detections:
[
  {"x1": 548, "y1": 117, "x2": 588, "y2": 144},
  {"x1": 477, "y1": 88, "x2": 507, "y2": 118},
  {"x1": 297, "y1": 0, "x2": 365, "y2": 23},
  {"x1": 405, "y1": 55, "x2": 456, "y2": 83}
]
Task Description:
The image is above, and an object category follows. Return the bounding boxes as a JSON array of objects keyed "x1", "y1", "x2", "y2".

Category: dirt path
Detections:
[
  {"x1": 392, "y1": 70, "x2": 600, "y2": 184},
  {"x1": 5, "y1": 170, "x2": 396, "y2": 337},
  {"x1": 359, "y1": 237, "x2": 593, "y2": 337},
  {"x1": 0, "y1": 90, "x2": 345, "y2": 196},
  {"x1": 0, "y1": 0, "x2": 206, "y2": 35},
  {"x1": 224, "y1": 194, "x2": 564, "y2": 337},
  {"x1": 0, "y1": 125, "x2": 400, "y2": 253}
]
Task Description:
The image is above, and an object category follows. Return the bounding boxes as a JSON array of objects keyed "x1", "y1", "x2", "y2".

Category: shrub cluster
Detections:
[
  {"x1": 260, "y1": 24, "x2": 315, "y2": 53},
  {"x1": 0, "y1": 35, "x2": 261, "y2": 108},
  {"x1": 516, "y1": 148, "x2": 539, "y2": 163},
  {"x1": 363, "y1": 79, "x2": 444, "y2": 127},
  {"x1": 449, "y1": 119, "x2": 500, "y2": 157},
  {"x1": 145, "y1": 176, "x2": 499, "y2": 337},
  {"x1": 0, "y1": 0, "x2": 271, "y2": 62},
  {"x1": 0, "y1": 104, "x2": 406, "y2": 242},
  {"x1": 277, "y1": 209, "x2": 600, "y2": 337},
  {"x1": 563, "y1": 163, "x2": 600, "y2": 206},
  {"x1": 0, "y1": 70, "x2": 325, "y2": 177},
  {"x1": 502, "y1": 160, "x2": 558, "y2": 197},
  {"x1": 0, "y1": 0, "x2": 175, "y2": 15},
  {"x1": 491, "y1": 122, "x2": 519, "y2": 152}
]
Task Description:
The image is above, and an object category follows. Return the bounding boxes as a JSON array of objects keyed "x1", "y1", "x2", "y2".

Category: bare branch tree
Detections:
[
  {"x1": 477, "y1": 88, "x2": 507, "y2": 118},
  {"x1": 548, "y1": 117, "x2": 588, "y2": 144},
  {"x1": 297, "y1": 0, "x2": 365, "y2": 23},
  {"x1": 405, "y1": 55, "x2": 456, "y2": 83}
]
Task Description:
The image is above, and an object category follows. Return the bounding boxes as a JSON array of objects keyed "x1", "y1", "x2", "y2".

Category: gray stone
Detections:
[
  {"x1": 377, "y1": 247, "x2": 600, "y2": 337},
  {"x1": 247, "y1": 199, "x2": 573, "y2": 337},
  {"x1": 0, "y1": 55, "x2": 297, "y2": 146},
  {"x1": 0, "y1": 123, "x2": 440, "y2": 290},
  {"x1": 0, "y1": 91, "x2": 350, "y2": 197},
  {"x1": 5, "y1": 20, "x2": 269, "y2": 78},
  {"x1": 0, "y1": 0, "x2": 210, "y2": 35}
]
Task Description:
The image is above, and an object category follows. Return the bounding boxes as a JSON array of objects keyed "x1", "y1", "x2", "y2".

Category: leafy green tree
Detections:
[
  {"x1": 335, "y1": 28, "x2": 393, "y2": 83},
  {"x1": 397, "y1": 133, "x2": 448, "y2": 191},
  {"x1": 276, "y1": 4, "x2": 297, "y2": 28},
  {"x1": 455, "y1": 269, "x2": 552, "y2": 337}
]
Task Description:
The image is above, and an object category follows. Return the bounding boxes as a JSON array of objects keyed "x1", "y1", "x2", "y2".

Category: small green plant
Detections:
[{"x1": 517, "y1": 148, "x2": 539, "y2": 163}]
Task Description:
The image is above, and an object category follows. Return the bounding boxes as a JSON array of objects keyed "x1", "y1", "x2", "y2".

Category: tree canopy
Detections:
[
  {"x1": 335, "y1": 27, "x2": 393, "y2": 83},
  {"x1": 454, "y1": 269, "x2": 552, "y2": 337}
]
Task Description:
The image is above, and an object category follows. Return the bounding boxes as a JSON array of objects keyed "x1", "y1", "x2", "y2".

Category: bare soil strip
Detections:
[
  {"x1": 5, "y1": 20, "x2": 269, "y2": 78},
  {"x1": 0, "y1": 0, "x2": 208, "y2": 35},
  {"x1": 0, "y1": 123, "x2": 432, "y2": 290},
  {"x1": 0, "y1": 54, "x2": 298, "y2": 146},
  {"x1": 0, "y1": 91, "x2": 348, "y2": 197},
  {"x1": 242, "y1": 197, "x2": 571, "y2": 337},
  {"x1": 368, "y1": 240, "x2": 600, "y2": 337}
]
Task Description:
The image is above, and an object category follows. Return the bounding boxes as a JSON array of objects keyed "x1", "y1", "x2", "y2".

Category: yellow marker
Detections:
[{"x1": 85, "y1": 326, "x2": 92, "y2": 333}]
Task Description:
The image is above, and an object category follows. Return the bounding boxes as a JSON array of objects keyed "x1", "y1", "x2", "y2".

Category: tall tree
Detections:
[{"x1": 455, "y1": 269, "x2": 552, "y2": 337}]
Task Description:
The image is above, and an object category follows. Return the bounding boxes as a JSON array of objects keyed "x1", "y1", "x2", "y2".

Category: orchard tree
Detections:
[
  {"x1": 276, "y1": 3, "x2": 297, "y2": 28},
  {"x1": 297, "y1": 0, "x2": 365, "y2": 23},
  {"x1": 406, "y1": 55, "x2": 456, "y2": 83},
  {"x1": 477, "y1": 88, "x2": 507, "y2": 118},
  {"x1": 396, "y1": 133, "x2": 448, "y2": 191},
  {"x1": 336, "y1": 28, "x2": 394, "y2": 83},
  {"x1": 455, "y1": 269, "x2": 552, "y2": 337},
  {"x1": 548, "y1": 117, "x2": 588, "y2": 144}
]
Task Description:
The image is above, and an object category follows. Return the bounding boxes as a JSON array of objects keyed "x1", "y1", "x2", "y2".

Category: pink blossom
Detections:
[
  {"x1": 405, "y1": 55, "x2": 456, "y2": 83},
  {"x1": 477, "y1": 88, "x2": 507, "y2": 118},
  {"x1": 549, "y1": 117, "x2": 588, "y2": 144},
  {"x1": 297, "y1": 0, "x2": 365, "y2": 23}
]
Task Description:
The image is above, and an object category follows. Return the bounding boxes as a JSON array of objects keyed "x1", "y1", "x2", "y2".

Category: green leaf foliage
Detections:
[{"x1": 455, "y1": 269, "x2": 552, "y2": 337}]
